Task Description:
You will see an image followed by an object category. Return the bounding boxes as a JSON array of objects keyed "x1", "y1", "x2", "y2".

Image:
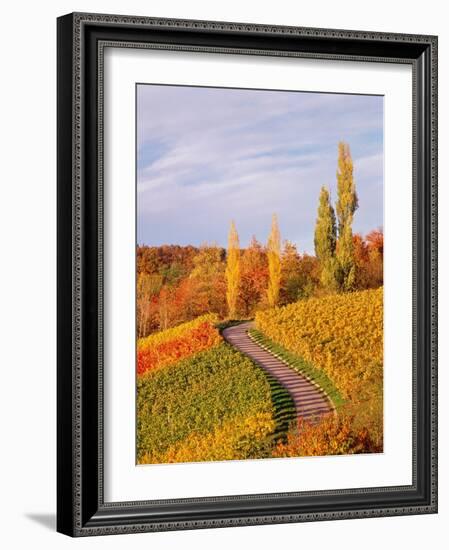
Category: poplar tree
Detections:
[
  {"x1": 267, "y1": 214, "x2": 281, "y2": 307},
  {"x1": 225, "y1": 221, "x2": 240, "y2": 318},
  {"x1": 314, "y1": 186, "x2": 338, "y2": 290},
  {"x1": 335, "y1": 142, "x2": 358, "y2": 291}
]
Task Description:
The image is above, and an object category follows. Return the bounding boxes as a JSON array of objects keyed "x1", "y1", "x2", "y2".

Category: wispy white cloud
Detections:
[{"x1": 137, "y1": 85, "x2": 383, "y2": 252}]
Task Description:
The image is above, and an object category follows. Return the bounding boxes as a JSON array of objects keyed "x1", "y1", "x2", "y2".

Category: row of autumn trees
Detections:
[
  {"x1": 225, "y1": 215, "x2": 282, "y2": 318},
  {"x1": 137, "y1": 142, "x2": 383, "y2": 338}
]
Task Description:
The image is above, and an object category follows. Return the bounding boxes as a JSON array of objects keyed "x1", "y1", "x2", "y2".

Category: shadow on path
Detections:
[{"x1": 222, "y1": 322, "x2": 332, "y2": 430}]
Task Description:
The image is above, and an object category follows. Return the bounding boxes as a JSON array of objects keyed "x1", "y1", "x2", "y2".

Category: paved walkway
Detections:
[{"x1": 222, "y1": 322, "x2": 332, "y2": 423}]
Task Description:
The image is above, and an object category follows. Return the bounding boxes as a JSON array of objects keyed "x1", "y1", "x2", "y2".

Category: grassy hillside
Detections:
[
  {"x1": 137, "y1": 314, "x2": 221, "y2": 375},
  {"x1": 137, "y1": 343, "x2": 294, "y2": 464},
  {"x1": 255, "y1": 288, "x2": 383, "y2": 453}
]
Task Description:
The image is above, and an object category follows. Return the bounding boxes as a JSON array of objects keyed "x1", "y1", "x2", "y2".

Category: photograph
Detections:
[
  {"x1": 54, "y1": 8, "x2": 437, "y2": 538},
  {"x1": 135, "y1": 84, "x2": 384, "y2": 465}
]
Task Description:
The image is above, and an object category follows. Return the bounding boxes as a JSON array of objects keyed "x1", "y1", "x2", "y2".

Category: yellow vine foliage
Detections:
[
  {"x1": 137, "y1": 313, "x2": 219, "y2": 351},
  {"x1": 255, "y1": 288, "x2": 383, "y2": 449},
  {"x1": 139, "y1": 412, "x2": 275, "y2": 464},
  {"x1": 137, "y1": 313, "x2": 222, "y2": 375}
]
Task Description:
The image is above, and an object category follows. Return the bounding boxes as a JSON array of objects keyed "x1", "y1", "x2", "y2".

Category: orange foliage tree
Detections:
[
  {"x1": 353, "y1": 228, "x2": 383, "y2": 289},
  {"x1": 238, "y1": 236, "x2": 268, "y2": 316}
]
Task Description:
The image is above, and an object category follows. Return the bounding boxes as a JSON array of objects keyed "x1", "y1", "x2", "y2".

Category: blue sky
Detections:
[{"x1": 137, "y1": 84, "x2": 383, "y2": 253}]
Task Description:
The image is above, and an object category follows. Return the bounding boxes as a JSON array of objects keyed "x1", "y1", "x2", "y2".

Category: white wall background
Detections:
[{"x1": 0, "y1": 1, "x2": 446, "y2": 548}]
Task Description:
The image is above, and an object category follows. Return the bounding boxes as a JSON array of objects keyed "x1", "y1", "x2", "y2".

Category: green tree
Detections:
[
  {"x1": 267, "y1": 214, "x2": 281, "y2": 307},
  {"x1": 225, "y1": 221, "x2": 240, "y2": 318},
  {"x1": 314, "y1": 186, "x2": 338, "y2": 290},
  {"x1": 335, "y1": 142, "x2": 358, "y2": 291},
  {"x1": 190, "y1": 243, "x2": 224, "y2": 279},
  {"x1": 281, "y1": 240, "x2": 302, "y2": 304},
  {"x1": 189, "y1": 244, "x2": 227, "y2": 318},
  {"x1": 282, "y1": 242, "x2": 320, "y2": 303}
]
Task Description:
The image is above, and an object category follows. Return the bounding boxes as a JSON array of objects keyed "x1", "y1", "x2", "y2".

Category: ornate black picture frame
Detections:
[{"x1": 57, "y1": 12, "x2": 438, "y2": 537}]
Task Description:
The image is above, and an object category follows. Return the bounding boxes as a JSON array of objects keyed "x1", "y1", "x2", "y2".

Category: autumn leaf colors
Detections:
[
  {"x1": 255, "y1": 288, "x2": 383, "y2": 403},
  {"x1": 225, "y1": 221, "x2": 240, "y2": 318},
  {"x1": 137, "y1": 343, "x2": 294, "y2": 464},
  {"x1": 137, "y1": 314, "x2": 221, "y2": 376},
  {"x1": 136, "y1": 141, "x2": 384, "y2": 464},
  {"x1": 256, "y1": 288, "x2": 383, "y2": 454}
]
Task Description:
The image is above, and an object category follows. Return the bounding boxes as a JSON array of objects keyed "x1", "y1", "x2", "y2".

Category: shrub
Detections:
[{"x1": 273, "y1": 414, "x2": 381, "y2": 457}]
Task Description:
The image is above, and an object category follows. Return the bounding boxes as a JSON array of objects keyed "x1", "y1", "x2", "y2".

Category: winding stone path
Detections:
[{"x1": 222, "y1": 322, "x2": 333, "y2": 423}]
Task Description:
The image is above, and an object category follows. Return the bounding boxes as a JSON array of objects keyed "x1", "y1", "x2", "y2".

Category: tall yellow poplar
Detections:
[
  {"x1": 335, "y1": 142, "x2": 358, "y2": 291},
  {"x1": 267, "y1": 214, "x2": 281, "y2": 307},
  {"x1": 314, "y1": 186, "x2": 338, "y2": 291},
  {"x1": 336, "y1": 142, "x2": 358, "y2": 233},
  {"x1": 225, "y1": 220, "x2": 240, "y2": 318}
]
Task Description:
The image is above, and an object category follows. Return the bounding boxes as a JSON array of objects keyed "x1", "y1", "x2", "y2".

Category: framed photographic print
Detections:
[{"x1": 57, "y1": 12, "x2": 438, "y2": 536}]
